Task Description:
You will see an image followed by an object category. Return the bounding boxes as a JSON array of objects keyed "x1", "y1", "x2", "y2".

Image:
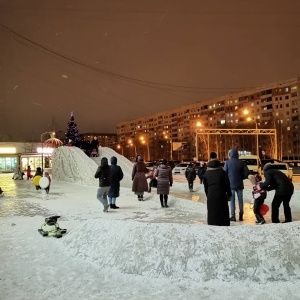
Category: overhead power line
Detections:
[{"x1": 0, "y1": 23, "x2": 254, "y2": 93}]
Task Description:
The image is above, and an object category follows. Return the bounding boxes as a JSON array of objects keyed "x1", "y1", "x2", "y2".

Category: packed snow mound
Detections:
[
  {"x1": 52, "y1": 146, "x2": 134, "y2": 188},
  {"x1": 52, "y1": 146, "x2": 98, "y2": 186},
  {"x1": 91, "y1": 147, "x2": 133, "y2": 188},
  {"x1": 63, "y1": 219, "x2": 300, "y2": 283}
]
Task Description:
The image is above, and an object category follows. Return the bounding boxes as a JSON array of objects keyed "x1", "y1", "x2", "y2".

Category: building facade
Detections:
[{"x1": 116, "y1": 77, "x2": 300, "y2": 161}]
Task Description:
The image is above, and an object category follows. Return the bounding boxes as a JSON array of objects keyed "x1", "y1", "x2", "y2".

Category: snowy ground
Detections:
[{"x1": 1, "y1": 147, "x2": 300, "y2": 300}]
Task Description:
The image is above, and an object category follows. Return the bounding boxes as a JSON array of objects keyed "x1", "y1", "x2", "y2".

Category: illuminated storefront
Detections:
[
  {"x1": 0, "y1": 147, "x2": 19, "y2": 173},
  {"x1": 0, "y1": 143, "x2": 54, "y2": 173}
]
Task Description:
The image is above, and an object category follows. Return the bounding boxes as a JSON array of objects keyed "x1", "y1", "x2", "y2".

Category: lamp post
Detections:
[
  {"x1": 40, "y1": 131, "x2": 55, "y2": 173},
  {"x1": 128, "y1": 139, "x2": 137, "y2": 158},
  {"x1": 139, "y1": 136, "x2": 150, "y2": 161},
  {"x1": 164, "y1": 134, "x2": 172, "y2": 160},
  {"x1": 117, "y1": 144, "x2": 124, "y2": 156},
  {"x1": 244, "y1": 109, "x2": 259, "y2": 156},
  {"x1": 195, "y1": 121, "x2": 201, "y2": 160}
]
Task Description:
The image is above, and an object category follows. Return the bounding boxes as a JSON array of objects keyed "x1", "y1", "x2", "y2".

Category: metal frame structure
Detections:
[{"x1": 195, "y1": 128, "x2": 278, "y2": 160}]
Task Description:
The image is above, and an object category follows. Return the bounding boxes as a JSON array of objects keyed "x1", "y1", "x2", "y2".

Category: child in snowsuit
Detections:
[
  {"x1": 26, "y1": 166, "x2": 32, "y2": 180},
  {"x1": 249, "y1": 173, "x2": 267, "y2": 225},
  {"x1": 44, "y1": 172, "x2": 51, "y2": 194},
  {"x1": 34, "y1": 167, "x2": 43, "y2": 190}
]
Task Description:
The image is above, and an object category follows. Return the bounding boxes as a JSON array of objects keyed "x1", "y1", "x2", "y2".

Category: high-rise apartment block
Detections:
[{"x1": 117, "y1": 77, "x2": 299, "y2": 161}]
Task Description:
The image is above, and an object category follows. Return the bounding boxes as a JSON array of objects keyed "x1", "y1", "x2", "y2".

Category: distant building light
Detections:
[
  {"x1": 0, "y1": 147, "x2": 16, "y2": 154},
  {"x1": 37, "y1": 147, "x2": 54, "y2": 154}
]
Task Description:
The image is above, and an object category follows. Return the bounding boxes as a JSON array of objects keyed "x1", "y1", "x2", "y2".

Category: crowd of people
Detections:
[{"x1": 93, "y1": 150, "x2": 295, "y2": 227}]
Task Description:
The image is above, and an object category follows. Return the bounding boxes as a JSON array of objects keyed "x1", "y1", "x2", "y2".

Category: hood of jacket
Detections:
[
  {"x1": 101, "y1": 157, "x2": 108, "y2": 167},
  {"x1": 110, "y1": 156, "x2": 117, "y2": 165},
  {"x1": 263, "y1": 162, "x2": 273, "y2": 172},
  {"x1": 229, "y1": 148, "x2": 239, "y2": 159},
  {"x1": 207, "y1": 159, "x2": 222, "y2": 169}
]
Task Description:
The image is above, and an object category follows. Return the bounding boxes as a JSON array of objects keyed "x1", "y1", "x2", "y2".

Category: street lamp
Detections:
[
  {"x1": 195, "y1": 121, "x2": 201, "y2": 160},
  {"x1": 164, "y1": 134, "x2": 173, "y2": 160},
  {"x1": 244, "y1": 110, "x2": 259, "y2": 157},
  {"x1": 128, "y1": 139, "x2": 137, "y2": 158},
  {"x1": 40, "y1": 131, "x2": 55, "y2": 172},
  {"x1": 117, "y1": 144, "x2": 124, "y2": 156},
  {"x1": 139, "y1": 136, "x2": 150, "y2": 161}
]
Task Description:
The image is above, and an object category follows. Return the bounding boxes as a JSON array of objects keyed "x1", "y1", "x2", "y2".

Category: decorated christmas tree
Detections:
[{"x1": 64, "y1": 112, "x2": 80, "y2": 146}]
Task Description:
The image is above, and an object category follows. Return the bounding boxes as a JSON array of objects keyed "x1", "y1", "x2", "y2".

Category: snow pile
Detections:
[
  {"x1": 62, "y1": 218, "x2": 300, "y2": 283},
  {"x1": 91, "y1": 147, "x2": 133, "y2": 188},
  {"x1": 52, "y1": 146, "x2": 133, "y2": 188},
  {"x1": 52, "y1": 146, "x2": 98, "y2": 186}
]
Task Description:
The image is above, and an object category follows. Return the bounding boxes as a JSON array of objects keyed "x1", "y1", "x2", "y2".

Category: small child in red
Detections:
[
  {"x1": 44, "y1": 172, "x2": 51, "y2": 194},
  {"x1": 250, "y1": 173, "x2": 267, "y2": 225}
]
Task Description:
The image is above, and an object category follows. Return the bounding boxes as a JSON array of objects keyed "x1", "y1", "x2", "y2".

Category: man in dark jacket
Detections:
[
  {"x1": 223, "y1": 149, "x2": 249, "y2": 222},
  {"x1": 185, "y1": 162, "x2": 196, "y2": 192},
  {"x1": 94, "y1": 157, "x2": 111, "y2": 212},
  {"x1": 258, "y1": 163, "x2": 294, "y2": 223},
  {"x1": 108, "y1": 156, "x2": 123, "y2": 209}
]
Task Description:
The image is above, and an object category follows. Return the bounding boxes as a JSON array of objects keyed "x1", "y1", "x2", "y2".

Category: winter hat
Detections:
[
  {"x1": 210, "y1": 152, "x2": 217, "y2": 159},
  {"x1": 162, "y1": 159, "x2": 167, "y2": 165},
  {"x1": 110, "y1": 156, "x2": 117, "y2": 165},
  {"x1": 263, "y1": 162, "x2": 272, "y2": 172},
  {"x1": 101, "y1": 157, "x2": 108, "y2": 166}
]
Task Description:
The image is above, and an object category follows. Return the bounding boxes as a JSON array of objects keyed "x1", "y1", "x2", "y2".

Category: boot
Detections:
[
  {"x1": 255, "y1": 214, "x2": 265, "y2": 225},
  {"x1": 138, "y1": 195, "x2": 141, "y2": 201},
  {"x1": 164, "y1": 199, "x2": 169, "y2": 208},
  {"x1": 160, "y1": 199, "x2": 164, "y2": 208},
  {"x1": 110, "y1": 204, "x2": 114, "y2": 209},
  {"x1": 239, "y1": 212, "x2": 244, "y2": 221},
  {"x1": 113, "y1": 204, "x2": 119, "y2": 209},
  {"x1": 230, "y1": 216, "x2": 236, "y2": 222}
]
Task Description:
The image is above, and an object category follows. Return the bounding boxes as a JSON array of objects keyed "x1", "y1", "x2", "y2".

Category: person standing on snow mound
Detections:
[
  {"x1": 95, "y1": 157, "x2": 111, "y2": 212},
  {"x1": 223, "y1": 148, "x2": 249, "y2": 222},
  {"x1": 108, "y1": 156, "x2": 123, "y2": 209},
  {"x1": 132, "y1": 155, "x2": 148, "y2": 201},
  {"x1": 257, "y1": 162, "x2": 294, "y2": 223},
  {"x1": 203, "y1": 159, "x2": 232, "y2": 226},
  {"x1": 91, "y1": 136, "x2": 99, "y2": 155}
]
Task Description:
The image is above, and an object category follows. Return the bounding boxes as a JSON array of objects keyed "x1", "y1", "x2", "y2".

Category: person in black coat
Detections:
[
  {"x1": 108, "y1": 156, "x2": 124, "y2": 209},
  {"x1": 94, "y1": 157, "x2": 111, "y2": 212},
  {"x1": 197, "y1": 163, "x2": 207, "y2": 184},
  {"x1": 185, "y1": 162, "x2": 196, "y2": 192},
  {"x1": 91, "y1": 136, "x2": 99, "y2": 154},
  {"x1": 258, "y1": 163, "x2": 294, "y2": 223},
  {"x1": 203, "y1": 159, "x2": 232, "y2": 226}
]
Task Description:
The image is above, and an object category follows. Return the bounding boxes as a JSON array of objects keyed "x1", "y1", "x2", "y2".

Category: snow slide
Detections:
[
  {"x1": 63, "y1": 218, "x2": 300, "y2": 283},
  {"x1": 52, "y1": 146, "x2": 133, "y2": 188}
]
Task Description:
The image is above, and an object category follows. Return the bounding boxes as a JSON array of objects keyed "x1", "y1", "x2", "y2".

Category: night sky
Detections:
[{"x1": 1, "y1": 0, "x2": 300, "y2": 141}]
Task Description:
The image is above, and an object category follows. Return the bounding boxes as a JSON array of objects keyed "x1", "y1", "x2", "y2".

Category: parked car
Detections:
[
  {"x1": 285, "y1": 161, "x2": 300, "y2": 176},
  {"x1": 145, "y1": 161, "x2": 157, "y2": 171},
  {"x1": 261, "y1": 159, "x2": 293, "y2": 181},
  {"x1": 172, "y1": 162, "x2": 190, "y2": 174},
  {"x1": 239, "y1": 155, "x2": 262, "y2": 176}
]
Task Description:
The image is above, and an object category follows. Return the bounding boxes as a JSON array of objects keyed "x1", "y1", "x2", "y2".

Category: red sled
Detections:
[{"x1": 260, "y1": 204, "x2": 269, "y2": 216}]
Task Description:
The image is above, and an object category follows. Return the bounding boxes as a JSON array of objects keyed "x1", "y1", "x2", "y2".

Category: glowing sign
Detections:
[
  {"x1": 37, "y1": 147, "x2": 54, "y2": 154},
  {"x1": 0, "y1": 147, "x2": 17, "y2": 154}
]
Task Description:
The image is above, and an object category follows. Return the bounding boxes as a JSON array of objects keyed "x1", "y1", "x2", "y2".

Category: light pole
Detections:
[
  {"x1": 40, "y1": 131, "x2": 55, "y2": 173},
  {"x1": 117, "y1": 144, "x2": 124, "y2": 156},
  {"x1": 128, "y1": 139, "x2": 137, "y2": 158},
  {"x1": 139, "y1": 136, "x2": 150, "y2": 161},
  {"x1": 164, "y1": 134, "x2": 172, "y2": 160},
  {"x1": 244, "y1": 109, "x2": 259, "y2": 156},
  {"x1": 195, "y1": 121, "x2": 201, "y2": 161}
]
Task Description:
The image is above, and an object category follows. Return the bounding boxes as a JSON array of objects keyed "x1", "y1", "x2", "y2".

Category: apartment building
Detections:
[
  {"x1": 80, "y1": 133, "x2": 118, "y2": 149},
  {"x1": 116, "y1": 77, "x2": 300, "y2": 161}
]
